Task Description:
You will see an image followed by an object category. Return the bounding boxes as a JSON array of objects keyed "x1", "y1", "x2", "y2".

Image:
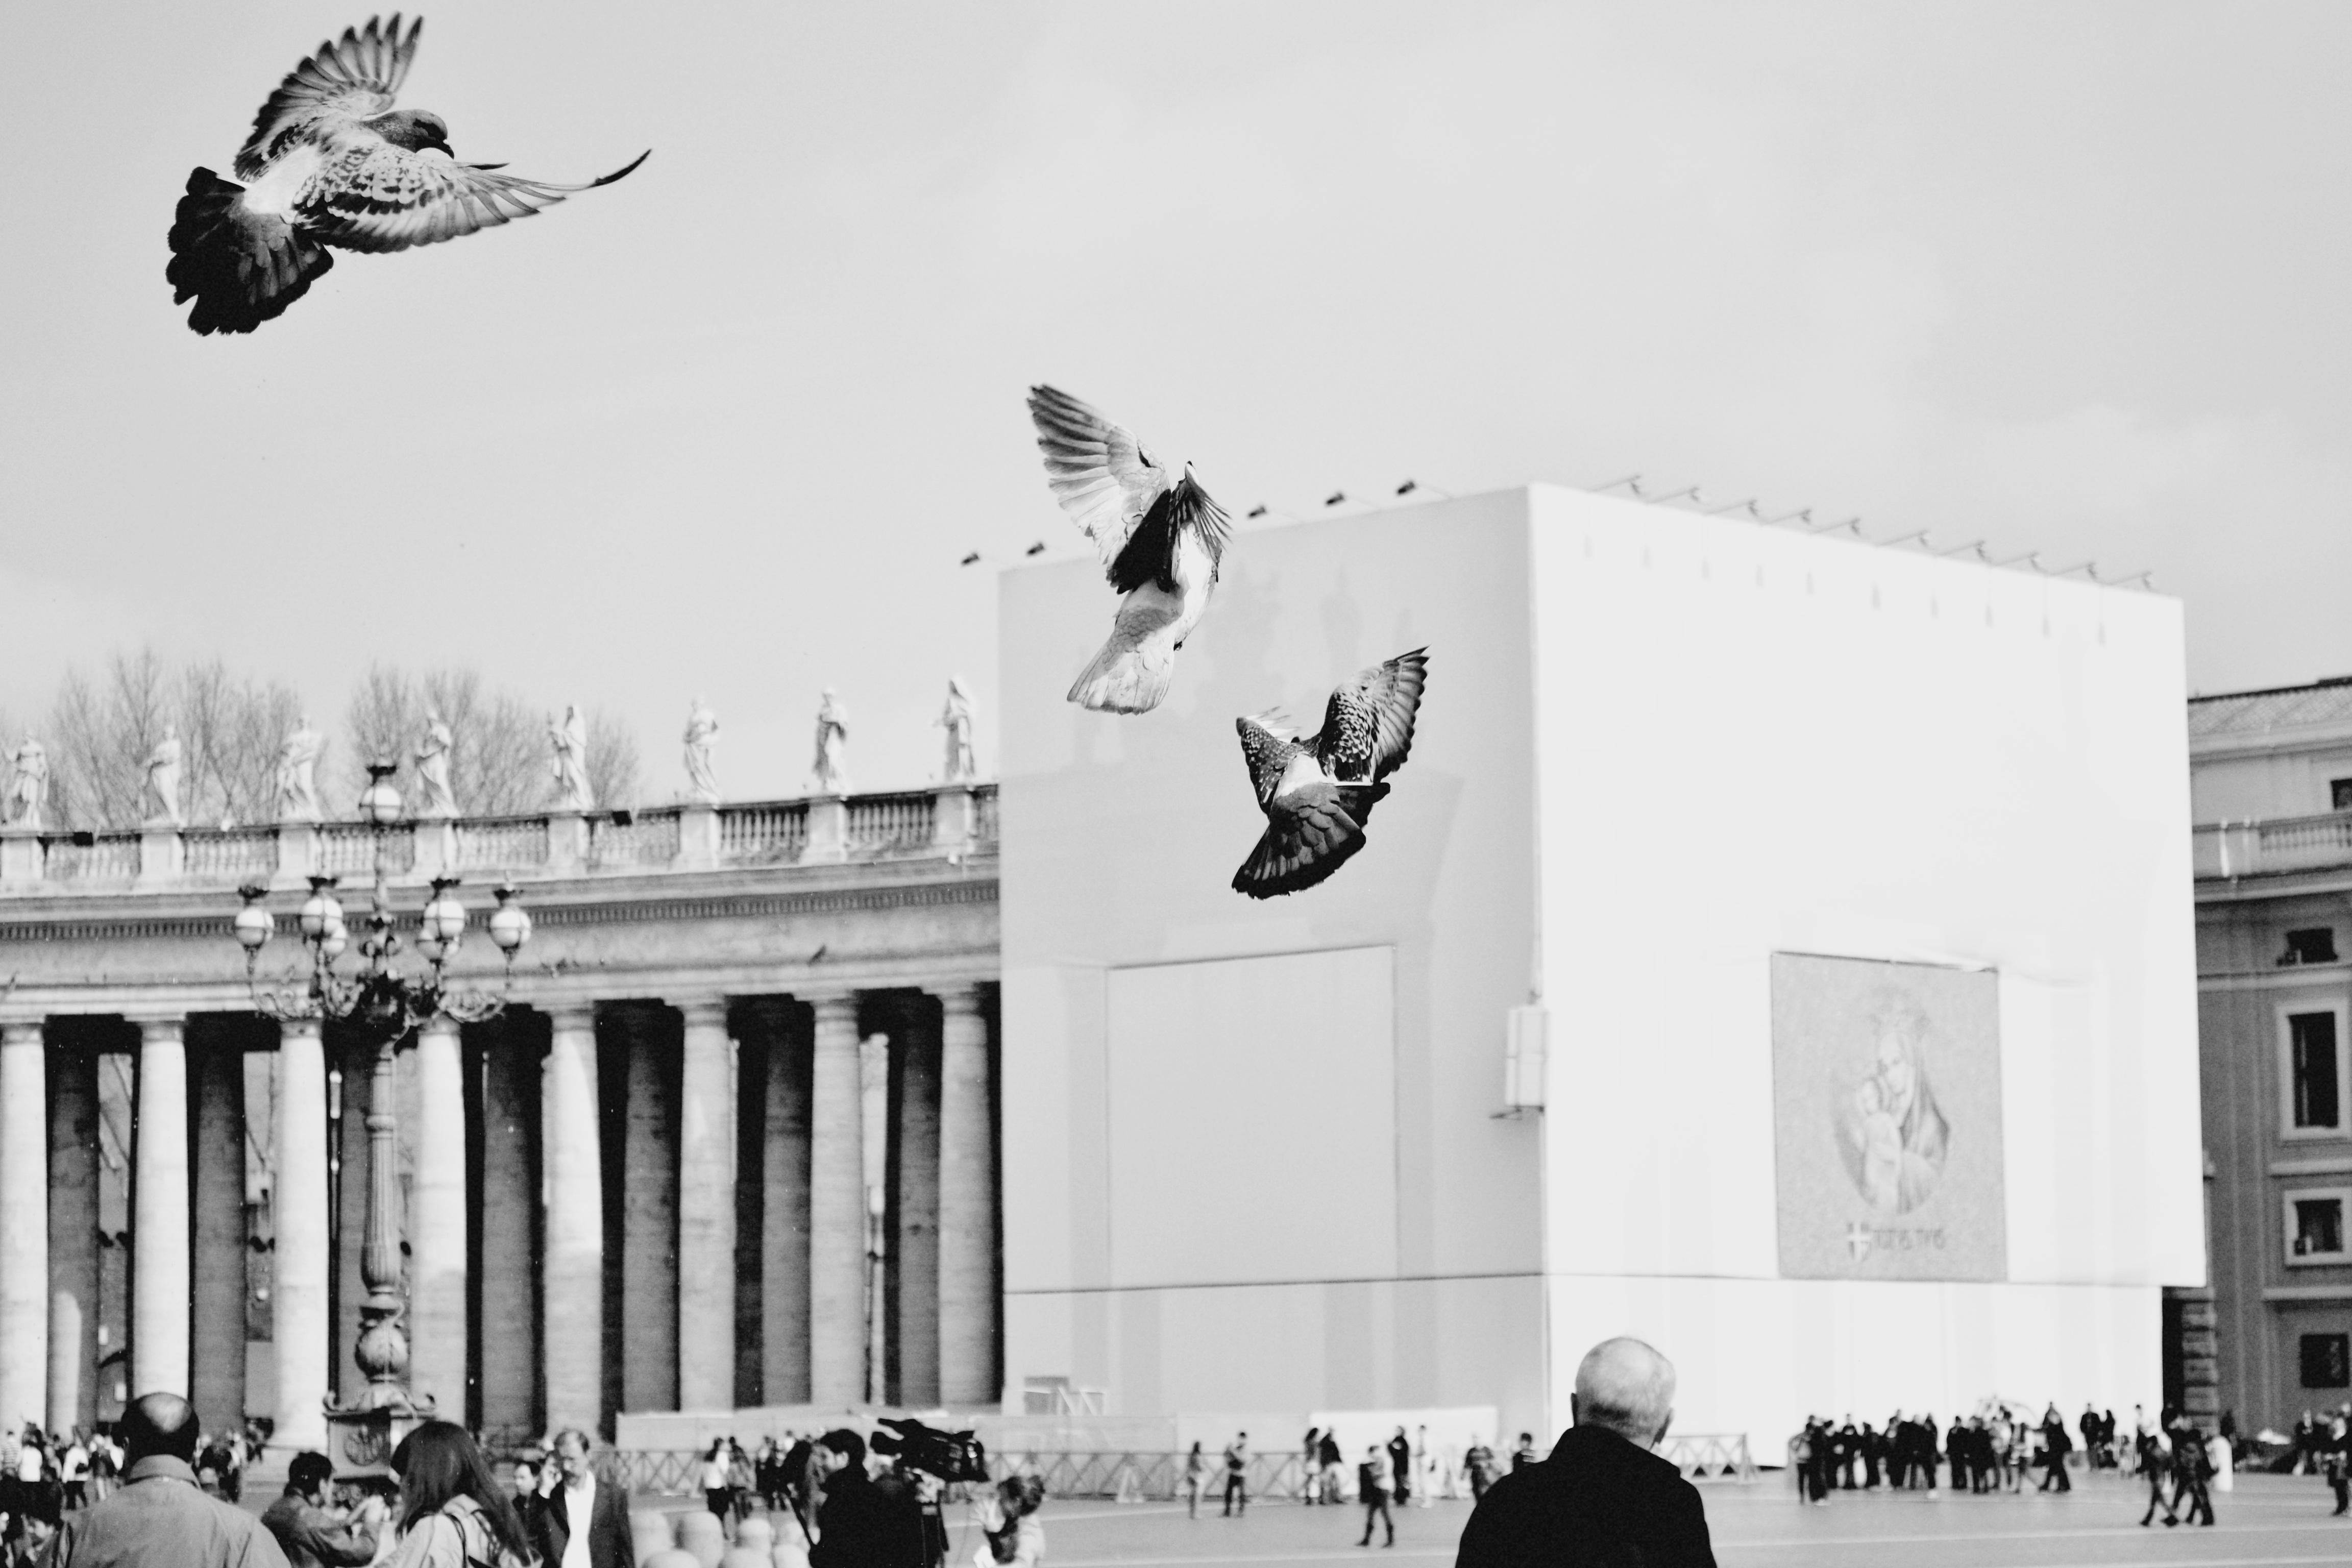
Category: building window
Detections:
[
  {"x1": 2281, "y1": 1007, "x2": 2351, "y2": 1139},
  {"x1": 2335, "y1": 779, "x2": 2352, "y2": 811},
  {"x1": 2302, "y1": 1334, "x2": 2350, "y2": 1388},
  {"x1": 2282, "y1": 928, "x2": 2340, "y2": 966},
  {"x1": 2284, "y1": 1187, "x2": 2352, "y2": 1266}
]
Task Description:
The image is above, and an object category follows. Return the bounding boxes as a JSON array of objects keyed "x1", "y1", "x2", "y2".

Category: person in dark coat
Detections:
[
  {"x1": 533, "y1": 1427, "x2": 635, "y2": 1568},
  {"x1": 1386, "y1": 1430, "x2": 1413, "y2": 1508},
  {"x1": 1454, "y1": 1336, "x2": 1715, "y2": 1568},
  {"x1": 808, "y1": 1429, "x2": 925, "y2": 1568}
]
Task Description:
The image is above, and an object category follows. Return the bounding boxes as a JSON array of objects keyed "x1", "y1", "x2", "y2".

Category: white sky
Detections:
[{"x1": 2, "y1": 3, "x2": 2345, "y2": 800}]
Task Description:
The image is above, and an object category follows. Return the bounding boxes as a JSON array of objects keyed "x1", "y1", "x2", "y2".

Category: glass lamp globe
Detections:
[
  {"x1": 358, "y1": 778, "x2": 402, "y2": 826},
  {"x1": 488, "y1": 883, "x2": 531, "y2": 955},
  {"x1": 298, "y1": 886, "x2": 343, "y2": 940},
  {"x1": 234, "y1": 887, "x2": 274, "y2": 952},
  {"x1": 320, "y1": 917, "x2": 348, "y2": 963},
  {"x1": 423, "y1": 885, "x2": 467, "y2": 946}
]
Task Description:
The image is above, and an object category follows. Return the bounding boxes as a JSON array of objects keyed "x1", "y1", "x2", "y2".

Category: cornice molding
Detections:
[{"x1": 0, "y1": 874, "x2": 997, "y2": 946}]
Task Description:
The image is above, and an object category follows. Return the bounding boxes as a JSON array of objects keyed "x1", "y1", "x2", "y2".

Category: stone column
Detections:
[
  {"x1": 188, "y1": 1027, "x2": 247, "y2": 1432},
  {"x1": 758, "y1": 1008, "x2": 813, "y2": 1407},
  {"x1": 131, "y1": 1017, "x2": 190, "y2": 1399},
  {"x1": 0, "y1": 1021, "x2": 48, "y2": 1432},
  {"x1": 936, "y1": 986, "x2": 995, "y2": 1407},
  {"x1": 272, "y1": 1018, "x2": 331, "y2": 1450},
  {"x1": 409, "y1": 1019, "x2": 469, "y2": 1420},
  {"x1": 542, "y1": 1006, "x2": 603, "y2": 1435},
  {"x1": 807, "y1": 993, "x2": 865, "y2": 1405},
  {"x1": 48, "y1": 1035, "x2": 101, "y2": 1436},
  {"x1": 477, "y1": 1020, "x2": 542, "y2": 1437},
  {"x1": 895, "y1": 1016, "x2": 942, "y2": 1408},
  {"x1": 677, "y1": 1000, "x2": 736, "y2": 1411}
]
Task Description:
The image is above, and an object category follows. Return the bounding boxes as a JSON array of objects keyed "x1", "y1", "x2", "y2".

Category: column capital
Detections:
[
  {"x1": 930, "y1": 983, "x2": 987, "y2": 1019},
  {"x1": 275, "y1": 1014, "x2": 324, "y2": 1044},
  {"x1": 416, "y1": 1014, "x2": 462, "y2": 1041},
  {"x1": 544, "y1": 1003, "x2": 597, "y2": 1035},
  {"x1": 133, "y1": 1015, "x2": 186, "y2": 1046},
  {"x1": 674, "y1": 996, "x2": 732, "y2": 1031},
  {"x1": 800, "y1": 990, "x2": 862, "y2": 1021},
  {"x1": 0, "y1": 1019, "x2": 43, "y2": 1048}
]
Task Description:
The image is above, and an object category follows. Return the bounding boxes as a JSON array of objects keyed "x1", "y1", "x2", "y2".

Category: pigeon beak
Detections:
[{"x1": 425, "y1": 139, "x2": 455, "y2": 158}]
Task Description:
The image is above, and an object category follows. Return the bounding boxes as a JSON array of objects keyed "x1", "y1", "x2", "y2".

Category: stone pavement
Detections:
[{"x1": 975, "y1": 1474, "x2": 2352, "y2": 1568}]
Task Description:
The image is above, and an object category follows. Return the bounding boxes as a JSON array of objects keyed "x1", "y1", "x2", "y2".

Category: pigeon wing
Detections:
[
  {"x1": 1340, "y1": 648, "x2": 1429, "y2": 782},
  {"x1": 1235, "y1": 715, "x2": 1306, "y2": 811},
  {"x1": 236, "y1": 14, "x2": 423, "y2": 181},
  {"x1": 1027, "y1": 385, "x2": 1171, "y2": 577},
  {"x1": 299, "y1": 143, "x2": 650, "y2": 253}
]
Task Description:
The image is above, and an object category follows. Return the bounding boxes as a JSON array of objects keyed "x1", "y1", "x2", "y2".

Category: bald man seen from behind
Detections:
[
  {"x1": 1454, "y1": 1337, "x2": 1717, "y2": 1567},
  {"x1": 41, "y1": 1393, "x2": 290, "y2": 1567}
]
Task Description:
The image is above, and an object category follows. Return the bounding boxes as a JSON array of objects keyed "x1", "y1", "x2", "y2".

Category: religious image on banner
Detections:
[{"x1": 1771, "y1": 952, "x2": 2007, "y2": 1282}]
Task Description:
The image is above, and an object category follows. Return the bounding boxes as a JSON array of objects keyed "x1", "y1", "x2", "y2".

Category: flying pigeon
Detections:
[
  {"x1": 1027, "y1": 385, "x2": 1232, "y2": 714},
  {"x1": 165, "y1": 15, "x2": 648, "y2": 335},
  {"x1": 1231, "y1": 649, "x2": 1429, "y2": 899}
]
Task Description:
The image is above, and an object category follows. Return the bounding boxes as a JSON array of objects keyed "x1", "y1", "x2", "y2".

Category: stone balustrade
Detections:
[
  {"x1": 0, "y1": 783, "x2": 996, "y2": 893},
  {"x1": 2194, "y1": 809, "x2": 2352, "y2": 880}
]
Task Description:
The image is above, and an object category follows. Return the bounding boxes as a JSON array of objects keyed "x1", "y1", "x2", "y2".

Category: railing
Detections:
[
  {"x1": 456, "y1": 816, "x2": 551, "y2": 873},
  {"x1": 320, "y1": 821, "x2": 415, "y2": 877},
  {"x1": 0, "y1": 785, "x2": 996, "y2": 894},
  {"x1": 182, "y1": 827, "x2": 276, "y2": 880},
  {"x1": 2197, "y1": 813, "x2": 2352, "y2": 878},
  {"x1": 719, "y1": 802, "x2": 808, "y2": 865},
  {"x1": 847, "y1": 792, "x2": 934, "y2": 853},
  {"x1": 40, "y1": 834, "x2": 139, "y2": 884},
  {"x1": 591, "y1": 808, "x2": 681, "y2": 869},
  {"x1": 1657, "y1": 1433, "x2": 1756, "y2": 1483}
]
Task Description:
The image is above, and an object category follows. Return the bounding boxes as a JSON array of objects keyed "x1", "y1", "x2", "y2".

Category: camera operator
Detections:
[{"x1": 809, "y1": 1430, "x2": 927, "y2": 1568}]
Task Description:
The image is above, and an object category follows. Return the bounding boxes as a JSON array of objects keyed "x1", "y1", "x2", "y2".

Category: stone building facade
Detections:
[
  {"x1": 0, "y1": 786, "x2": 1000, "y2": 1447},
  {"x1": 2192, "y1": 679, "x2": 2352, "y2": 1428}
]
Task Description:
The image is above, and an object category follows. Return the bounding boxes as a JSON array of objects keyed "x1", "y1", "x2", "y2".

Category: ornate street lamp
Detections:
[{"x1": 234, "y1": 762, "x2": 532, "y2": 1480}]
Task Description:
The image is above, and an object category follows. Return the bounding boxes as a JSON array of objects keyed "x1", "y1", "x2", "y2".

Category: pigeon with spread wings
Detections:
[
  {"x1": 165, "y1": 14, "x2": 648, "y2": 335},
  {"x1": 1027, "y1": 385, "x2": 1233, "y2": 713},
  {"x1": 1232, "y1": 649, "x2": 1429, "y2": 898}
]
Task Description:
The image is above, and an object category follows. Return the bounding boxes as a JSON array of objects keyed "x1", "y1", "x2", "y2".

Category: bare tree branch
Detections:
[{"x1": 586, "y1": 706, "x2": 643, "y2": 811}]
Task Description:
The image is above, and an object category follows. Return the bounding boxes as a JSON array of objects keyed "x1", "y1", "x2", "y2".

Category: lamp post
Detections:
[{"x1": 234, "y1": 762, "x2": 531, "y2": 1479}]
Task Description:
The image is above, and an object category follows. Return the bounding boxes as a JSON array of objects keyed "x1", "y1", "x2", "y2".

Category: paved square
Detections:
[{"x1": 996, "y1": 1475, "x2": 2352, "y2": 1567}]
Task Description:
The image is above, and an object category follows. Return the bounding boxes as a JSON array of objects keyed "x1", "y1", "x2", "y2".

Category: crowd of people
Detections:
[{"x1": 0, "y1": 1418, "x2": 274, "y2": 1558}]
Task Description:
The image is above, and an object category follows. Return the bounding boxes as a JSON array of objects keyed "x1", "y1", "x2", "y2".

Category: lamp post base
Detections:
[{"x1": 323, "y1": 1387, "x2": 438, "y2": 1483}]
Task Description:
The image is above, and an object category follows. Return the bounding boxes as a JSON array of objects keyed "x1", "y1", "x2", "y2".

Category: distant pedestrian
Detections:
[
  {"x1": 1301, "y1": 1430, "x2": 1320, "y2": 1506},
  {"x1": 1385, "y1": 1430, "x2": 1412, "y2": 1509},
  {"x1": 2037, "y1": 1405, "x2": 2071, "y2": 1492},
  {"x1": 1183, "y1": 1443, "x2": 1208, "y2": 1518},
  {"x1": 2136, "y1": 1413, "x2": 2176, "y2": 1528},
  {"x1": 1509, "y1": 1434, "x2": 1536, "y2": 1473},
  {"x1": 1318, "y1": 1432, "x2": 1343, "y2": 1504},
  {"x1": 40, "y1": 1393, "x2": 290, "y2": 1568},
  {"x1": 1356, "y1": 1447, "x2": 1393, "y2": 1548},
  {"x1": 1221, "y1": 1434, "x2": 1249, "y2": 1517},
  {"x1": 2168, "y1": 1412, "x2": 2214, "y2": 1528},
  {"x1": 1462, "y1": 1437, "x2": 1495, "y2": 1503}
]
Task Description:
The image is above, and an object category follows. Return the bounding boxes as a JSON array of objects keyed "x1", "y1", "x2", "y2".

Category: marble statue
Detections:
[
  {"x1": 276, "y1": 716, "x2": 324, "y2": 823},
  {"x1": 550, "y1": 704, "x2": 593, "y2": 812},
  {"x1": 683, "y1": 697, "x2": 720, "y2": 805},
  {"x1": 937, "y1": 676, "x2": 977, "y2": 783},
  {"x1": 145, "y1": 723, "x2": 185, "y2": 828},
  {"x1": 414, "y1": 709, "x2": 458, "y2": 819},
  {"x1": 811, "y1": 690, "x2": 849, "y2": 794},
  {"x1": 8, "y1": 738, "x2": 47, "y2": 830}
]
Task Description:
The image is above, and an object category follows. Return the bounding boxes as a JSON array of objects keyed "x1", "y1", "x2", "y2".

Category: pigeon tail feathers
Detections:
[
  {"x1": 1231, "y1": 781, "x2": 1387, "y2": 898},
  {"x1": 166, "y1": 167, "x2": 335, "y2": 335},
  {"x1": 1066, "y1": 629, "x2": 1175, "y2": 714}
]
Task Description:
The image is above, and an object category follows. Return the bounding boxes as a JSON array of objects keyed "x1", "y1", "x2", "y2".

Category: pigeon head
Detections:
[{"x1": 370, "y1": 109, "x2": 455, "y2": 157}]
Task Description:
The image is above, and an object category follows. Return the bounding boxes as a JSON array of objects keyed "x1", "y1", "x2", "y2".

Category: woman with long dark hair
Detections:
[{"x1": 389, "y1": 1420, "x2": 536, "y2": 1567}]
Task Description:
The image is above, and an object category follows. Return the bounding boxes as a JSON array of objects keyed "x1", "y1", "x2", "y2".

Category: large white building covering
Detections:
[{"x1": 998, "y1": 483, "x2": 2203, "y2": 1448}]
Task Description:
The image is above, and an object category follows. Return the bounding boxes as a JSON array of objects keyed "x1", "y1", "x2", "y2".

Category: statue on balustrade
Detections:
[
  {"x1": 683, "y1": 697, "x2": 720, "y2": 804},
  {"x1": 276, "y1": 716, "x2": 324, "y2": 823},
  {"x1": 414, "y1": 709, "x2": 458, "y2": 819},
  {"x1": 145, "y1": 723, "x2": 185, "y2": 828},
  {"x1": 549, "y1": 703, "x2": 593, "y2": 812},
  {"x1": 8, "y1": 738, "x2": 47, "y2": 830},
  {"x1": 811, "y1": 690, "x2": 850, "y2": 794},
  {"x1": 937, "y1": 676, "x2": 978, "y2": 783}
]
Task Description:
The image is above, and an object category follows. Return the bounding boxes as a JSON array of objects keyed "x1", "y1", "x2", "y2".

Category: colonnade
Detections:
[{"x1": 0, "y1": 983, "x2": 1000, "y2": 1444}]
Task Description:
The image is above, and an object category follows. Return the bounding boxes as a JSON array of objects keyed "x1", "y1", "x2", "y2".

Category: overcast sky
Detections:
[{"x1": 2, "y1": 3, "x2": 2345, "y2": 801}]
